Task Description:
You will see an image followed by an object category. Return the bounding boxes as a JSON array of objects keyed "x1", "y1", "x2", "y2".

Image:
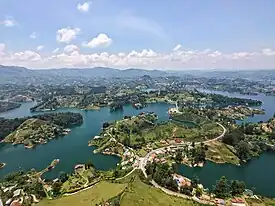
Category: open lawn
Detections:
[
  {"x1": 142, "y1": 121, "x2": 222, "y2": 142},
  {"x1": 205, "y1": 141, "x2": 240, "y2": 165},
  {"x1": 120, "y1": 174, "x2": 202, "y2": 206},
  {"x1": 245, "y1": 197, "x2": 275, "y2": 206},
  {"x1": 37, "y1": 181, "x2": 127, "y2": 206},
  {"x1": 38, "y1": 170, "x2": 202, "y2": 206}
]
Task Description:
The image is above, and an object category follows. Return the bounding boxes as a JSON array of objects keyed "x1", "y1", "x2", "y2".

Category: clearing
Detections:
[
  {"x1": 37, "y1": 181, "x2": 127, "y2": 206},
  {"x1": 205, "y1": 140, "x2": 239, "y2": 165}
]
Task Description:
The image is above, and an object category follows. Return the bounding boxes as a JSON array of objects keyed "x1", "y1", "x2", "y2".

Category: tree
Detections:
[
  {"x1": 59, "y1": 172, "x2": 69, "y2": 183},
  {"x1": 191, "y1": 175, "x2": 200, "y2": 188},
  {"x1": 231, "y1": 180, "x2": 245, "y2": 196},
  {"x1": 180, "y1": 185, "x2": 193, "y2": 196},
  {"x1": 113, "y1": 170, "x2": 119, "y2": 178},
  {"x1": 111, "y1": 197, "x2": 120, "y2": 206},
  {"x1": 196, "y1": 187, "x2": 203, "y2": 197},
  {"x1": 52, "y1": 182, "x2": 62, "y2": 197},
  {"x1": 236, "y1": 140, "x2": 250, "y2": 161},
  {"x1": 165, "y1": 177, "x2": 178, "y2": 192},
  {"x1": 86, "y1": 160, "x2": 94, "y2": 169},
  {"x1": 103, "y1": 122, "x2": 110, "y2": 129},
  {"x1": 122, "y1": 136, "x2": 131, "y2": 147},
  {"x1": 175, "y1": 150, "x2": 183, "y2": 162},
  {"x1": 213, "y1": 176, "x2": 230, "y2": 198}
]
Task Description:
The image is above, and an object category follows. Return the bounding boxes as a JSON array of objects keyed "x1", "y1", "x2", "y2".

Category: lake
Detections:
[{"x1": 0, "y1": 103, "x2": 172, "y2": 179}]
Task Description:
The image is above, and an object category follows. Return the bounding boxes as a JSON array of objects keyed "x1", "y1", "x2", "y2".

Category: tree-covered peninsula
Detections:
[{"x1": 0, "y1": 112, "x2": 83, "y2": 148}]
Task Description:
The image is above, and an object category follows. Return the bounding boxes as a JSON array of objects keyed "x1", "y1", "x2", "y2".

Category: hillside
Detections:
[{"x1": 4, "y1": 118, "x2": 64, "y2": 147}]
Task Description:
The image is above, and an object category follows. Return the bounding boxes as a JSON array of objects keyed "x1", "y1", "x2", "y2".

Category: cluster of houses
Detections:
[
  {"x1": 0, "y1": 187, "x2": 39, "y2": 206},
  {"x1": 172, "y1": 174, "x2": 192, "y2": 188},
  {"x1": 146, "y1": 143, "x2": 193, "y2": 165},
  {"x1": 119, "y1": 149, "x2": 139, "y2": 170},
  {"x1": 214, "y1": 197, "x2": 247, "y2": 206}
]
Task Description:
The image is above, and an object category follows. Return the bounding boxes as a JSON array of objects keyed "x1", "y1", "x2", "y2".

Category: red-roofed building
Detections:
[{"x1": 175, "y1": 138, "x2": 182, "y2": 144}]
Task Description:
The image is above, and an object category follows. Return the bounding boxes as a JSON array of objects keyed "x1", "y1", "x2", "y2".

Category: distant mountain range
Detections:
[
  {"x1": 1, "y1": 65, "x2": 275, "y2": 84},
  {"x1": 0, "y1": 65, "x2": 171, "y2": 84}
]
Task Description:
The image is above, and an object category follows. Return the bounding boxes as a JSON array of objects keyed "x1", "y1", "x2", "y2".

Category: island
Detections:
[
  {"x1": 0, "y1": 162, "x2": 5, "y2": 169},
  {"x1": 0, "y1": 112, "x2": 83, "y2": 148}
]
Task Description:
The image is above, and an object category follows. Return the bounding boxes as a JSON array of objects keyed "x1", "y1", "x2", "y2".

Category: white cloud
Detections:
[
  {"x1": 56, "y1": 27, "x2": 81, "y2": 43},
  {"x1": 64, "y1": 44, "x2": 79, "y2": 53},
  {"x1": 173, "y1": 44, "x2": 181, "y2": 51},
  {"x1": 1, "y1": 46, "x2": 275, "y2": 70},
  {"x1": 82, "y1": 33, "x2": 112, "y2": 48},
  {"x1": 30, "y1": 32, "x2": 37, "y2": 39},
  {"x1": 77, "y1": 2, "x2": 92, "y2": 13},
  {"x1": 52, "y1": 48, "x2": 60, "y2": 54},
  {"x1": 37, "y1": 45, "x2": 44, "y2": 51},
  {"x1": 262, "y1": 48, "x2": 275, "y2": 56},
  {"x1": 13, "y1": 50, "x2": 41, "y2": 61},
  {"x1": 208, "y1": 51, "x2": 222, "y2": 58},
  {"x1": 1, "y1": 17, "x2": 17, "y2": 27}
]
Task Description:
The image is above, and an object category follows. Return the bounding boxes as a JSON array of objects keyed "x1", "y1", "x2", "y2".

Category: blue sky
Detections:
[{"x1": 0, "y1": 0, "x2": 275, "y2": 69}]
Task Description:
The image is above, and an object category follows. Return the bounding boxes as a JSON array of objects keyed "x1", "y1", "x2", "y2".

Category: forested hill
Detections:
[{"x1": 0, "y1": 112, "x2": 83, "y2": 141}]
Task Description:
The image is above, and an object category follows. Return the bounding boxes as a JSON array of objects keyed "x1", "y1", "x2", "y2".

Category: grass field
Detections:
[
  {"x1": 141, "y1": 121, "x2": 222, "y2": 142},
  {"x1": 205, "y1": 141, "x2": 240, "y2": 165},
  {"x1": 120, "y1": 174, "x2": 201, "y2": 206},
  {"x1": 245, "y1": 197, "x2": 275, "y2": 206},
  {"x1": 37, "y1": 170, "x2": 201, "y2": 206},
  {"x1": 37, "y1": 181, "x2": 127, "y2": 206}
]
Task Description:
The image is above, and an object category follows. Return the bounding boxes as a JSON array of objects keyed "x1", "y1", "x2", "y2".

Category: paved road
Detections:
[{"x1": 203, "y1": 122, "x2": 227, "y2": 143}]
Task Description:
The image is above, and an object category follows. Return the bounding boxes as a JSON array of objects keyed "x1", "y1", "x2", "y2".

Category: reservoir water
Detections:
[
  {"x1": 1, "y1": 91, "x2": 275, "y2": 197},
  {"x1": 0, "y1": 103, "x2": 172, "y2": 179}
]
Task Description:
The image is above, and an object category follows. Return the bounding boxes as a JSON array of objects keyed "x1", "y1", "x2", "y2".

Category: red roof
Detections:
[
  {"x1": 175, "y1": 138, "x2": 182, "y2": 143},
  {"x1": 11, "y1": 202, "x2": 22, "y2": 206},
  {"x1": 231, "y1": 198, "x2": 245, "y2": 203}
]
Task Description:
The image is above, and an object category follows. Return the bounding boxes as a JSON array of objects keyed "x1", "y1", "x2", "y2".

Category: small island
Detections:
[{"x1": 0, "y1": 162, "x2": 6, "y2": 169}]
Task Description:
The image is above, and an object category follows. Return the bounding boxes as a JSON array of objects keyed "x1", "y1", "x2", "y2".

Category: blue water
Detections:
[{"x1": 0, "y1": 103, "x2": 172, "y2": 179}]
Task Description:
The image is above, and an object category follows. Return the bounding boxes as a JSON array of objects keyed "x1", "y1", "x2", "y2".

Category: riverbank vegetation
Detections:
[
  {"x1": 0, "y1": 112, "x2": 83, "y2": 147},
  {"x1": 0, "y1": 101, "x2": 21, "y2": 113},
  {"x1": 222, "y1": 118, "x2": 275, "y2": 162}
]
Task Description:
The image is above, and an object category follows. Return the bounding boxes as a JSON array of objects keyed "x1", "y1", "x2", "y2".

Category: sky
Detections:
[{"x1": 0, "y1": 0, "x2": 275, "y2": 70}]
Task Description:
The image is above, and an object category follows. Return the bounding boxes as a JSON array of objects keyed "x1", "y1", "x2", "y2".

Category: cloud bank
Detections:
[{"x1": 0, "y1": 43, "x2": 274, "y2": 70}]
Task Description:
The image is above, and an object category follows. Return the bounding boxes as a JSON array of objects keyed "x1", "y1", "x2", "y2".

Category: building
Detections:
[
  {"x1": 215, "y1": 198, "x2": 225, "y2": 205},
  {"x1": 231, "y1": 198, "x2": 246, "y2": 206}
]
